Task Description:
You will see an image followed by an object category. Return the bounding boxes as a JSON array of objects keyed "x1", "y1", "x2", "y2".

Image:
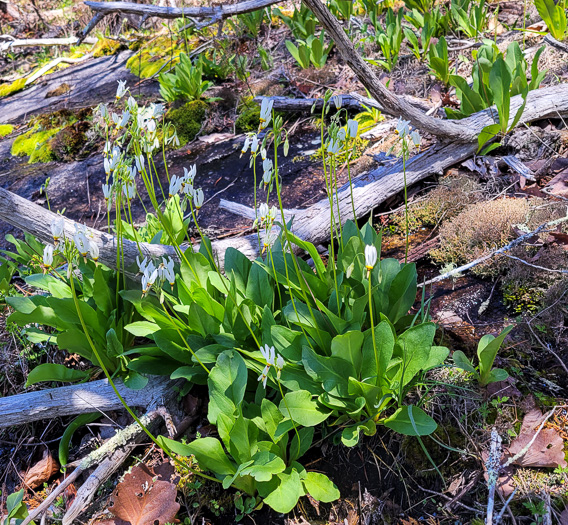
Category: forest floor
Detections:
[{"x1": 0, "y1": 0, "x2": 567, "y2": 523}]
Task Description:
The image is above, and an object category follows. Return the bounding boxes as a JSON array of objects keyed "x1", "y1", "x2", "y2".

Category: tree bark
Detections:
[{"x1": 0, "y1": 376, "x2": 171, "y2": 428}]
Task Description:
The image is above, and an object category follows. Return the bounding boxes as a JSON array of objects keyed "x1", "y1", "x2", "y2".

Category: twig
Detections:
[
  {"x1": 501, "y1": 407, "x2": 558, "y2": 468},
  {"x1": 486, "y1": 428, "x2": 503, "y2": 525},
  {"x1": 501, "y1": 252, "x2": 568, "y2": 273},
  {"x1": 419, "y1": 213, "x2": 568, "y2": 287},
  {"x1": 494, "y1": 488, "x2": 518, "y2": 525}
]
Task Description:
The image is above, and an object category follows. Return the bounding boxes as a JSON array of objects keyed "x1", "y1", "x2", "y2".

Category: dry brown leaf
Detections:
[
  {"x1": 504, "y1": 408, "x2": 568, "y2": 468},
  {"x1": 23, "y1": 449, "x2": 59, "y2": 489},
  {"x1": 108, "y1": 464, "x2": 180, "y2": 525}
]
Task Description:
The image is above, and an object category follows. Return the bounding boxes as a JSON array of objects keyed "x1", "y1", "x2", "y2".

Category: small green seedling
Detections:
[{"x1": 453, "y1": 325, "x2": 513, "y2": 386}]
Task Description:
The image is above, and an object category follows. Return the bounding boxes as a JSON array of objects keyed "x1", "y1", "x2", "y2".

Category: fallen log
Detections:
[
  {"x1": 0, "y1": 36, "x2": 97, "y2": 53},
  {"x1": 0, "y1": 375, "x2": 171, "y2": 428},
  {"x1": 78, "y1": 0, "x2": 283, "y2": 43},
  {"x1": 256, "y1": 93, "x2": 433, "y2": 117}
]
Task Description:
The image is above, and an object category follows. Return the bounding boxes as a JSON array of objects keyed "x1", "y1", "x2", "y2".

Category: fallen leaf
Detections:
[
  {"x1": 504, "y1": 408, "x2": 567, "y2": 468},
  {"x1": 108, "y1": 464, "x2": 180, "y2": 525},
  {"x1": 23, "y1": 449, "x2": 60, "y2": 489}
]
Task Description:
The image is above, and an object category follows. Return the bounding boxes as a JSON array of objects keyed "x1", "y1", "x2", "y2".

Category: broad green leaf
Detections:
[
  {"x1": 245, "y1": 263, "x2": 273, "y2": 308},
  {"x1": 240, "y1": 450, "x2": 286, "y2": 482},
  {"x1": 477, "y1": 325, "x2": 513, "y2": 386},
  {"x1": 124, "y1": 321, "x2": 159, "y2": 337},
  {"x1": 477, "y1": 123, "x2": 501, "y2": 153},
  {"x1": 279, "y1": 390, "x2": 330, "y2": 427},
  {"x1": 361, "y1": 321, "x2": 395, "y2": 385},
  {"x1": 26, "y1": 363, "x2": 89, "y2": 387},
  {"x1": 208, "y1": 350, "x2": 248, "y2": 424},
  {"x1": 341, "y1": 419, "x2": 377, "y2": 447},
  {"x1": 263, "y1": 470, "x2": 304, "y2": 513},
  {"x1": 262, "y1": 398, "x2": 284, "y2": 443},
  {"x1": 158, "y1": 436, "x2": 236, "y2": 476},
  {"x1": 452, "y1": 350, "x2": 477, "y2": 374},
  {"x1": 384, "y1": 405, "x2": 437, "y2": 436},
  {"x1": 330, "y1": 331, "x2": 364, "y2": 375},
  {"x1": 303, "y1": 472, "x2": 340, "y2": 502},
  {"x1": 302, "y1": 345, "x2": 352, "y2": 397}
]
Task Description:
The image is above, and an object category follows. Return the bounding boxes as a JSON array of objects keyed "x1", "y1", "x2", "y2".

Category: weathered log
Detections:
[
  {"x1": 78, "y1": 0, "x2": 283, "y2": 42},
  {"x1": 0, "y1": 36, "x2": 97, "y2": 53},
  {"x1": 256, "y1": 93, "x2": 433, "y2": 117},
  {"x1": 0, "y1": 376, "x2": 171, "y2": 428}
]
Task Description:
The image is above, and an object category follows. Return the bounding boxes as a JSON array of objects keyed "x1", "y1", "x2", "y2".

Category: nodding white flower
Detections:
[
  {"x1": 332, "y1": 94, "x2": 343, "y2": 110},
  {"x1": 116, "y1": 111, "x2": 130, "y2": 130},
  {"x1": 326, "y1": 139, "x2": 340, "y2": 156},
  {"x1": 116, "y1": 80, "x2": 128, "y2": 100},
  {"x1": 141, "y1": 268, "x2": 158, "y2": 296},
  {"x1": 262, "y1": 158, "x2": 273, "y2": 185},
  {"x1": 193, "y1": 188, "x2": 204, "y2": 209},
  {"x1": 51, "y1": 217, "x2": 64, "y2": 243},
  {"x1": 161, "y1": 257, "x2": 175, "y2": 287},
  {"x1": 146, "y1": 119, "x2": 157, "y2": 133},
  {"x1": 259, "y1": 98, "x2": 274, "y2": 129},
  {"x1": 258, "y1": 365, "x2": 270, "y2": 388},
  {"x1": 43, "y1": 245, "x2": 54, "y2": 268},
  {"x1": 241, "y1": 136, "x2": 250, "y2": 156},
  {"x1": 364, "y1": 244, "x2": 377, "y2": 273},
  {"x1": 128, "y1": 165, "x2": 137, "y2": 179},
  {"x1": 276, "y1": 354, "x2": 285, "y2": 380},
  {"x1": 410, "y1": 129, "x2": 422, "y2": 148},
  {"x1": 102, "y1": 183, "x2": 112, "y2": 201},
  {"x1": 111, "y1": 112, "x2": 120, "y2": 126},
  {"x1": 250, "y1": 134, "x2": 259, "y2": 153},
  {"x1": 137, "y1": 256, "x2": 156, "y2": 276},
  {"x1": 260, "y1": 344, "x2": 276, "y2": 366},
  {"x1": 182, "y1": 181, "x2": 194, "y2": 196},
  {"x1": 135, "y1": 154, "x2": 145, "y2": 172},
  {"x1": 103, "y1": 141, "x2": 112, "y2": 156},
  {"x1": 137, "y1": 115, "x2": 147, "y2": 130},
  {"x1": 347, "y1": 119, "x2": 359, "y2": 139},
  {"x1": 99, "y1": 103, "x2": 109, "y2": 119},
  {"x1": 127, "y1": 96, "x2": 137, "y2": 110},
  {"x1": 74, "y1": 231, "x2": 90, "y2": 257},
  {"x1": 89, "y1": 241, "x2": 99, "y2": 262},
  {"x1": 395, "y1": 118, "x2": 411, "y2": 138},
  {"x1": 183, "y1": 165, "x2": 196, "y2": 184},
  {"x1": 260, "y1": 229, "x2": 278, "y2": 254},
  {"x1": 150, "y1": 103, "x2": 164, "y2": 119},
  {"x1": 123, "y1": 181, "x2": 136, "y2": 200},
  {"x1": 336, "y1": 128, "x2": 347, "y2": 143},
  {"x1": 258, "y1": 202, "x2": 269, "y2": 222},
  {"x1": 260, "y1": 147, "x2": 267, "y2": 161},
  {"x1": 104, "y1": 148, "x2": 121, "y2": 175},
  {"x1": 169, "y1": 175, "x2": 182, "y2": 197}
]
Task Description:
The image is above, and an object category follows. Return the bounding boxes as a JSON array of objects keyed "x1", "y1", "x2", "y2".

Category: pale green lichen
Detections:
[
  {"x1": 0, "y1": 124, "x2": 14, "y2": 138},
  {"x1": 0, "y1": 78, "x2": 26, "y2": 99},
  {"x1": 11, "y1": 127, "x2": 61, "y2": 164}
]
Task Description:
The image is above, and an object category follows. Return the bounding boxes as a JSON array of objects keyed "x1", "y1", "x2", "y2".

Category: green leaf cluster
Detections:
[{"x1": 159, "y1": 53, "x2": 213, "y2": 103}]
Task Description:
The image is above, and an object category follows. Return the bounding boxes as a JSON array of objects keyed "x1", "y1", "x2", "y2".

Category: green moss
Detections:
[
  {"x1": 0, "y1": 124, "x2": 14, "y2": 138},
  {"x1": 0, "y1": 78, "x2": 26, "y2": 99},
  {"x1": 92, "y1": 37, "x2": 121, "y2": 58},
  {"x1": 32, "y1": 109, "x2": 76, "y2": 129},
  {"x1": 126, "y1": 36, "x2": 181, "y2": 78},
  {"x1": 46, "y1": 83, "x2": 71, "y2": 98},
  {"x1": 235, "y1": 105, "x2": 261, "y2": 133},
  {"x1": 166, "y1": 100, "x2": 208, "y2": 146},
  {"x1": 11, "y1": 127, "x2": 61, "y2": 164}
]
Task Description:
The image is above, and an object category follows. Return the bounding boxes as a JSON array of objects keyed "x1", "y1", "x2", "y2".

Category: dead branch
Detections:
[
  {"x1": 78, "y1": 0, "x2": 282, "y2": 43},
  {"x1": 25, "y1": 54, "x2": 93, "y2": 86},
  {"x1": 300, "y1": 0, "x2": 477, "y2": 142},
  {"x1": 544, "y1": 34, "x2": 568, "y2": 54},
  {"x1": 0, "y1": 36, "x2": 97, "y2": 53},
  {"x1": 0, "y1": 375, "x2": 171, "y2": 428}
]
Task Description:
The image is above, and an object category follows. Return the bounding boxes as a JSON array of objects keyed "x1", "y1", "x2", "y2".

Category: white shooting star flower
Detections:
[
  {"x1": 259, "y1": 98, "x2": 274, "y2": 130},
  {"x1": 347, "y1": 119, "x2": 359, "y2": 139},
  {"x1": 43, "y1": 245, "x2": 54, "y2": 268},
  {"x1": 51, "y1": 217, "x2": 64, "y2": 244},
  {"x1": 365, "y1": 244, "x2": 377, "y2": 274},
  {"x1": 116, "y1": 80, "x2": 128, "y2": 100}
]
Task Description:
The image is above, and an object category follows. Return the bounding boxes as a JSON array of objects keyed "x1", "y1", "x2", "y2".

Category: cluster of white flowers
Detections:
[
  {"x1": 241, "y1": 134, "x2": 260, "y2": 157},
  {"x1": 137, "y1": 255, "x2": 176, "y2": 295},
  {"x1": 395, "y1": 118, "x2": 421, "y2": 148},
  {"x1": 259, "y1": 98, "x2": 274, "y2": 130},
  {"x1": 324, "y1": 118, "x2": 359, "y2": 157},
  {"x1": 255, "y1": 202, "x2": 277, "y2": 228},
  {"x1": 44, "y1": 218, "x2": 100, "y2": 270},
  {"x1": 168, "y1": 165, "x2": 204, "y2": 210},
  {"x1": 257, "y1": 344, "x2": 285, "y2": 388},
  {"x1": 262, "y1": 158, "x2": 273, "y2": 186}
]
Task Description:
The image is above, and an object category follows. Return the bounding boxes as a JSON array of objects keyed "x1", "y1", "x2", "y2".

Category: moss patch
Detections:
[
  {"x1": 235, "y1": 104, "x2": 261, "y2": 133},
  {"x1": 50, "y1": 121, "x2": 91, "y2": 161},
  {"x1": 126, "y1": 36, "x2": 182, "y2": 78},
  {"x1": 0, "y1": 124, "x2": 14, "y2": 138},
  {"x1": 11, "y1": 127, "x2": 61, "y2": 164},
  {"x1": 91, "y1": 37, "x2": 122, "y2": 58},
  {"x1": 166, "y1": 100, "x2": 208, "y2": 146},
  {"x1": 0, "y1": 78, "x2": 26, "y2": 99}
]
